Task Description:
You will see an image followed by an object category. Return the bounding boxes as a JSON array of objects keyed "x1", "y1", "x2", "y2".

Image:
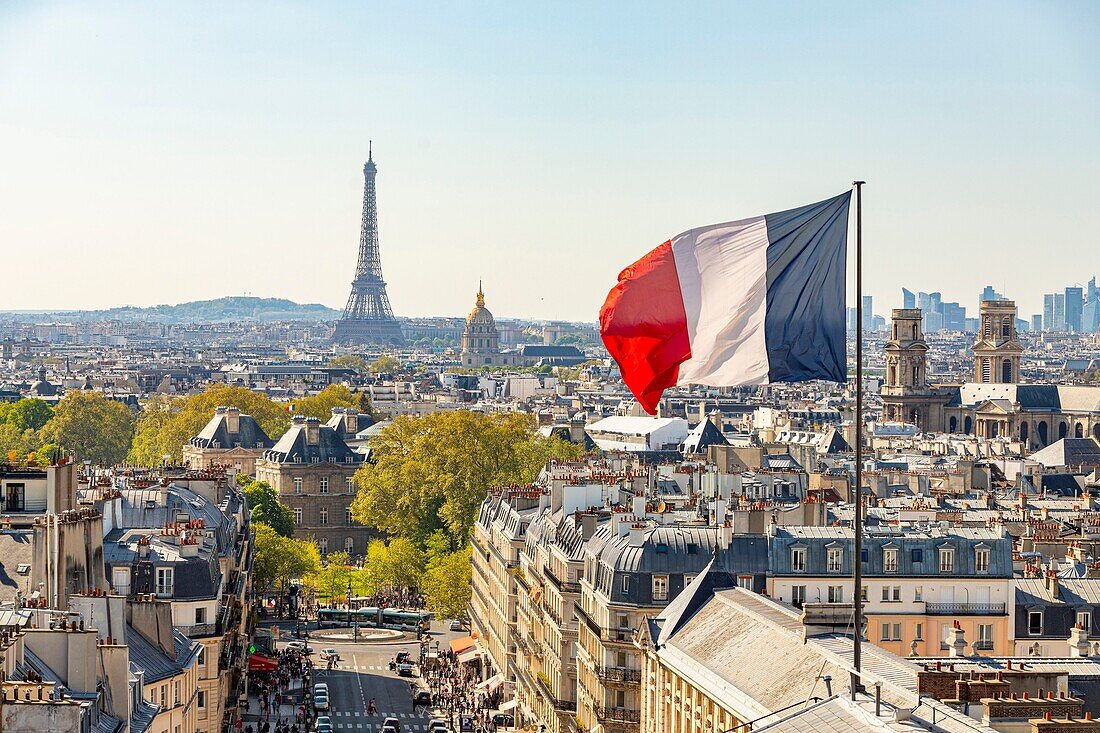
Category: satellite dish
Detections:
[{"x1": 657, "y1": 501, "x2": 667, "y2": 513}]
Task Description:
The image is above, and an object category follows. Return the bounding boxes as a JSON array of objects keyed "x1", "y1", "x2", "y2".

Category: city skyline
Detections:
[{"x1": 1, "y1": 2, "x2": 1097, "y2": 323}]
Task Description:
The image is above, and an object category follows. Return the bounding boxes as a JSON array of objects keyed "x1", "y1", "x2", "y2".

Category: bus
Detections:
[{"x1": 317, "y1": 607, "x2": 432, "y2": 632}]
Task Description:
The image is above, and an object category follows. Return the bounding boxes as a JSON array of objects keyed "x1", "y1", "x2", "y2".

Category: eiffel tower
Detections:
[{"x1": 333, "y1": 147, "x2": 405, "y2": 345}]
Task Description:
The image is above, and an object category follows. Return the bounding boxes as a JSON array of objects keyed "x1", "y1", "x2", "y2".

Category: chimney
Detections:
[
  {"x1": 709, "y1": 411, "x2": 723, "y2": 430},
  {"x1": 611, "y1": 508, "x2": 629, "y2": 537},
  {"x1": 569, "y1": 412, "x2": 587, "y2": 444},
  {"x1": 345, "y1": 408, "x2": 359, "y2": 434},
  {"x1": 1068, "y1": 623, "x2": 1091, "y2": 658},
  {"x1": 179, "y1": 533, "x2": 199, "y2": 557},
  {"x1": 1018, "y1": 491, "x2": 1028, "y2": 510},
  {"x1": 304, "y1": 417, "x2": 321, "y2": 446},
  {"x1": 719, "y1": 520, "x2": 732, "y2": 549},
  {"x1": 632, "y1": 494, "x2": 647, "y2": 520},
  {"x1": 225, "y1": 406, "x2": 240, "y2": 435},
  {"x1": 947, "y1": 620, "x2": 967, "y2": 657},
  {"x1": 1046, "y1": 572, "x2": 1060, "y2": 601},
  {"x1": 711, "y1": 499, "x2": 727, "y2": 526},
  {"x1": 627, "y1": 522, "x2": 645, "y2": 547},
  {"x1": 581, "y1": 513, "x2": 597, "y2": 540}
]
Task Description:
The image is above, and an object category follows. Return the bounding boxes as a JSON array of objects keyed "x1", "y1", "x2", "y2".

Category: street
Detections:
[{"x1": 245, "y1": 621, "x2": 472, "y2": 733}]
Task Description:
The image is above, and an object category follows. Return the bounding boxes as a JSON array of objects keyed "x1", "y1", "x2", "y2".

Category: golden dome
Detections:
[{"x1": 466, "y1": 281, "x2": 495, "y2": 327}]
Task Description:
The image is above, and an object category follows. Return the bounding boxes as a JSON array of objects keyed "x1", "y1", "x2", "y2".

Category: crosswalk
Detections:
[
  {"x1": 330, "y1": 711, "x2": 425, "y2": 717},
  {"x1": 328, "y1": 726, "x2": 437, "y2": 732}
]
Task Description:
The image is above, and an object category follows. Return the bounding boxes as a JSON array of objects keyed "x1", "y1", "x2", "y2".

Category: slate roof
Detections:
[
  {"x1": 1030, "y1": 438, "x2": 1100, "y2": 469},
  {"x1": 520, "y1": 345, "x2": 585, "y2": 358},
  {"x1": 0, "y1": 529, "x2": 35, "y2": 603},
  {"x1": 263, "y1": 417, "x2": 364, "y2": 464},
  {"x1": 127, "y1": 625, "x2": 200, "y2": 684},
  {"x1": 682, "y1": 420, "x2": 729, "y2": 455},
  {"x1": 946, "y1": 383, "x2": 1100, "y2": 412},
  {"x1": 189, "y1": 410, "x2": 273, "y2": 450}
]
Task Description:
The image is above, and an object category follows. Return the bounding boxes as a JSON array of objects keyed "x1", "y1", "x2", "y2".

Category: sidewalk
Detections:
[{"x1": 239, "y1": 675, "x2": 310, "y2": 726}]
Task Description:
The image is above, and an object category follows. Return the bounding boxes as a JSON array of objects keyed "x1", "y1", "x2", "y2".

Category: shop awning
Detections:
[
  {"x1": 498, "y1": 699, "x2": 518, "y2": 712},
  {"x1": 450, "y1": 636, "x2": 477, "y2": 655},
  {"x1": 476, "y1": 673, "x2": 503, "y2": 692},
  {"x1": 248, "y1": 654, "x2": 279, "y2": 672},
  {"x1": 457, "y1": 649, "x2": 481, "y2": 665}
]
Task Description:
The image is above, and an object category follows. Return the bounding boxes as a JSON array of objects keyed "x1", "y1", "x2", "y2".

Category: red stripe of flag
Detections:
[{"x1": 598, "y1": 240, "x2": 691, "y2": 415}]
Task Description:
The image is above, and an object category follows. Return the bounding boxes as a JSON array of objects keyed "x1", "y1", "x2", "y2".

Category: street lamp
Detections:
[{"x1": 346, "y1": 579, "x2": 353, "y2": 629}]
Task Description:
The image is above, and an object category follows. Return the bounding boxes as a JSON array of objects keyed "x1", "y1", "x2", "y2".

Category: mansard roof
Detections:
[{"x1": 189, "y1": 408, "x2": 273, "y2": 450}]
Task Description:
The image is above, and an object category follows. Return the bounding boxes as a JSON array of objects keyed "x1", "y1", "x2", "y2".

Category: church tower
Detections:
[
  {"x1": 461, "y1": 283, "x2": 502, "y2": 368},
  {"x1": 973, "y1": 300, "x2": 1022, "y2": 383},
  {"x1": 881, "y1": 308, "x2": 940, "y2": 430}
]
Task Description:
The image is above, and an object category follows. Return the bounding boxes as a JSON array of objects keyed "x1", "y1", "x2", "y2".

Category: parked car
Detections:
[
  {"x1": 491, "y1": 713, "x2": 515, "y2": 727},
  {"x1": 315, "y1": 715, "x2": 333, "y2": 733},
  {"x1": 395, "y1": 651, "x2": 411, "y2": 663},
  {"x1": 286, "y1": 641, "x2": 313, "y2": 654},
  {"x1": 382, "y1": 716, "x2": 401, "y2": 733},
  {"x1": 413, "y1": 689, "x2": 432, "y2": 706},
  {"x1": 313, "y1": 682, "x2": 329, "y2": 696},
  {"x1": 396, "y1": 662, "x2": 417, "y2": 677},
  {"x1": 428, "y1": 721, "x2": 449, "y2": 733},
  {"x1": 449, "y1": 619, "x2": 464, "y2": 632},
  {"x1": 314, "y1": 691, "x2": 330, "y2": 711}
]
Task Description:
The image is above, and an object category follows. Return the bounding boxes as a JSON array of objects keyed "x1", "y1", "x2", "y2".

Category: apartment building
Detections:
[
  {"x1": 183, "y1": 406, "x2": 274, "y2": 474},
  {"x1": 768, "y1": 525, "x2": 1014, "y2": 657}
]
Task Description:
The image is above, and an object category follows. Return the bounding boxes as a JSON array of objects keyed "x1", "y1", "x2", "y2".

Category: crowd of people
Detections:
[
  {"x1": 237, "y1": 648, "x2": 315, "y2": 733},
  {"x1": 421, "y1": 649, "x2": 508, "y2": 733}
]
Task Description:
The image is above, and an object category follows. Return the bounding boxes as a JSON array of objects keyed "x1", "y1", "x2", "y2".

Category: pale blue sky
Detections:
[{"x1": 1, "y1": 2, "x2": 1097, "y2": 322}]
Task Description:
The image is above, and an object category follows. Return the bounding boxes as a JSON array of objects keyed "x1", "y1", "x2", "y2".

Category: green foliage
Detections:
[
  {"x1": 128, "y1": 385, "x2": 292, "y2": 465},
  {"x1": 34, "y1": 443, "x2": 65, "y2": 466},
  {"x1": 238, "y1": 475, "x2": 296, "y2": 538},
  {"x1": 0, "y1": 398, "x2": 54, "y2": 431},
  {"x1": 0, "y1": 424, "x2": 42, "y2": 461},
  {"x1": 327, "y1": 355, "x2": 369, "y2": 371},
  {"x1": 39, "y1": 391, "x2": 135, "y2": 465},
  {"x1": 291, "y1": 384, "x2": 372, "y2": 421},
  {"x1": 350, "y1": 411, "x2": 584, "y2": 547},
  {"x1": 369, "y1": 356, "x2": 401, "y2": 374},
  {"x1": 420, "y1": 547, "x2": 472, "y2": 620},
  {"x1": 310, "y1": 552, "x2": 357, "y2": 602},
  {"x1": 252, "y1": 523, "x2": 321, "y2": 593}
]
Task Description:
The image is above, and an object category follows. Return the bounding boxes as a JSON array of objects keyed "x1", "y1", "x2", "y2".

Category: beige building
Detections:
[
  {"x1": 256, "y1": 413, "x2": 371, "y2": 557},
  {"x1": 460, "y1": 284, "x2": 519, "y2": 369},
  {"x1": 183, "y1": 406, "x2": 274, "y2": 475}
]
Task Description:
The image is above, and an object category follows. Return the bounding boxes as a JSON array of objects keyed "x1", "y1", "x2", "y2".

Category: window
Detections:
[
  {"x1": 197, "y1": 646, "x2": 205, "y2": 666},
  {"x1": 346, "y1": 508, "x2": 353, "y2": 525},
  {"x1": 975, "y1": 548, "x2": 990, "y2": 574},
  {"x1": 174, "y1": 681, "x2": 180, "y2": 706},
  {"x1": 318, "y1": 538, "x2": 328, "y2": 555},
  {"x1": 1028, "y1": 610, "x2": 1043, "y2": 636},
  {"x1": 345, "y1": 537, "x2": 354, "y2": 554},
  {"x1": 914, "y1": 586, "x2": 923, "y2": 602},
  {"x1": 791, "y1": 548, "x2": 807, "y2": 572},
  {"x1": 861, "y1": 585, "x2": 868, "y2": 603},
  {"x1": 617, "y1": 613, "x2": 629, "y2": 630},
  {"x1": 294, "y1": 507, "x2": 302, "y2": 526},
  {"x1": 621, "y1": 576, "x2": 630, "y2": 593},
  {"x1": 828, "y1": 586, "x2": 843, "y2": 603},
  {"x1": 319, "y1": 477, "x2": 329, "y2": 494},
  {"x1": 319, "y1": 507, "x2": 329, "y2": 525},
  {"x1": 346, "y1": 477, "x2": 354, "y2": 493},
  {"x1": 1078, "y1": 611, "x2": 1092, "y2": 631},
  {"x1": 293, "y1": 478, "x2": 303, "y2": 494},
  {"x1": 791, "y1": 585, "x2": 806, "y2": 608},
  {"x1": 881, "y1": 622, "x2": 891, "y2": 641},
  {"x1": 155, "y1": 567, "x2": 173, "y2": 596},
  {"x1": 195, "y1": 607, "x2": 206, "y2": 624},
  {"x1": 160, "y1": 686, "x2": 166, "y2": 707},
  {"x1": 737, "y1": 575, "x2": 752, "y2": 590},
  {"x1": 112, "y1": 567, "x2": 131, "y2": 595},
  {"x1": 915, "y1": 622, "x2": 923, "y2": 641},
  {"x1": 911, "y1": 548, "x2": 924, "y2": 564},
  {"x1": 978, "y1": 623, "x2": 994, "y2": 648},
  {"x1": 881, "y1": 586, "x2": 900, "y2": 602},
  {"x1": 891, "y1": 623, "x2": 901, "y2": 641},
  {"x1": 938, "y1": 548, "x2": 955, "y2": 573},
  {"x1": 892, "y1": 586, "x2": 901, "y2": 602},
  {"x1": 197, "y1": 690, "x2": 206, "y2": 710},
  {"x1": 827, "y1": 548, "x2": 843, "y2": 573},
  {"x1": 684, "y1": 574, "x2": 696, "y2": 587},
  {"x1": 652, "y1": 575, "x2": 669, "y2": 602},
  {"x1": 883, "y1": 548, "x2": 898, "y2": 573}
]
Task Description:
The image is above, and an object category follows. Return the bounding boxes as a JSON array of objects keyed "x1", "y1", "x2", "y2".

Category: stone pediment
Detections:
[{"x1": 974, "y1": 399, "x2": 1014, "y2": 415}]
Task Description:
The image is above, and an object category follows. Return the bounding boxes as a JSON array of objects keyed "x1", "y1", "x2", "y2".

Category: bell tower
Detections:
[
  {"x1": 881, "y1": 308, "x2": 939, "y2": 430},
  {"x1": 973, "y1": 300, "x2": 1022, "y2": 384}
]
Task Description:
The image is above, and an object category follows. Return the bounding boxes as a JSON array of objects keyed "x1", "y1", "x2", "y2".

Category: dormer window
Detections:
[
  {"x1": 975, "y1": 547, "x2": 990, "y2": 574},
  {"x1": 939, "y1": 548, "x2": 955, "y2": 573},
  {"x1": 827, "y1": 547, "x2": 844, "y2": 574},
  {"x1": 883, "y1": 548, "x2": 899, "y2": 573},
  {"x1": 791, "y1": 547, "x2": 807, "y2": 573}
]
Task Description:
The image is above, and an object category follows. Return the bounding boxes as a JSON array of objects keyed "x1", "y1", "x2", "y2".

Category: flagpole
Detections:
[{"x1": 852, "y1": 180, "x2": 865, "y2": 698}]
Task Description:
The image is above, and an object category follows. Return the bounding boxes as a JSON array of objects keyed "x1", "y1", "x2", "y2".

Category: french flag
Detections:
[{"x1": 599, "y1": 192, "x2": 852, "y2": 414}]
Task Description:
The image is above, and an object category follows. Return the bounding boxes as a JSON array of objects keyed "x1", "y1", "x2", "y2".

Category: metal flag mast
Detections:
[{"x1": 852, "y1": 180, "x2": 865, "y2": 698}]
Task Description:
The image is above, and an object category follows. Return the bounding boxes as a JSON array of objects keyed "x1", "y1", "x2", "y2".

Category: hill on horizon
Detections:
[{"x1": 1, "y1": 296, "x2": 343, "y2": 324}]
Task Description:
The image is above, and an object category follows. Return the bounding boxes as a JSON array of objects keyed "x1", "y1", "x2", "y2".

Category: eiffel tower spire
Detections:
[{"x1": 333, "y1": 150, "x2": 405, "y2": 345}]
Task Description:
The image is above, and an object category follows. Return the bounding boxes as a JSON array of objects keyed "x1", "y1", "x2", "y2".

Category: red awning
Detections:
[
  {"x1": 248, "y1": 654, "x2": 279, "y2": 672},
  {"x1": 449, "y1": 636, "x2": 477, "y2": 655}
]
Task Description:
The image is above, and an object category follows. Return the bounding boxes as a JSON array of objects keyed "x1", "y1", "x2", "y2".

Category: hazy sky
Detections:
[{"x1": 1, "y1": 2, "x2": 1097, "y2": 323}]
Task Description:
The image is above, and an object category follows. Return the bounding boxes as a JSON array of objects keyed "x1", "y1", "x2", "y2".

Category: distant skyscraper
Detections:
[
  {"x1": 1054, "y1": 292, "x2": 1066, "y2": 332},
  {"x1": 942, "y1": 302, "x2": 966, "y2": 331},
  {"x1": 1043, "y1": 294, "x2": 1055, "y2": 331},
  {"x1": 980, "y1": 285, "x2": 1005, "y2": 304},
  {"x1": 1030, "y1": 314, "x2": 1043, "y2": 333},
  {"x1": 846, "y1": 307, "x2": 858, "y2": 334},
  {"x1": 901, "y1": 288, "x2": 915, "y2": 309},
  {"x1": 1064, "y1": 286, "x2": 1083, "y2": 333},
  {"x1": 862, "y1": 295, "x2": 873, "y2": 332}
]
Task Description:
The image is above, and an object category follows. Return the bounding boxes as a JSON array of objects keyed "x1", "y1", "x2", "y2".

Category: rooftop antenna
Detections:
[{"x1": 369, "y1": 140, "x2": 372, "y2": 160}]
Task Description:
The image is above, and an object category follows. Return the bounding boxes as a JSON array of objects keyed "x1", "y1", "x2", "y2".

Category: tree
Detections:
[
  {"x1": 369, "y1": 356, "x2": 401, "y2": 374},
  {"x1": 128, "y1": 385, "x2": 291, "y2": 465},
  {"x1": 1, "y1": 398, "x2": 54, "y2": 431},
  {"x1": 252, "y1": 523, "x2": 321, "y2": 596},
  {"x1": 39, "y1": 391, "x2": 136, "y2": 465},
  {"x1": 0, "y1": 424, "x2": 41, "y2": 461},
  {"x1": 351, "y1": 411, "x2": 584, "y2": 546},
  {"x1": 420, "y1": 547, "x2": 472, "y2": 619},
  {"x1": 238, "y1": 475, "x2": 295, "y2": 537},
  {"x1": 309, "y1": 552, "x2": 357, "y2": 603},
  {"x1": 327, "y1": 355, "x2": 369, "y2": 372},
  {"x1": 292, "y1": 384, "x2": 367, "y2": 421}
]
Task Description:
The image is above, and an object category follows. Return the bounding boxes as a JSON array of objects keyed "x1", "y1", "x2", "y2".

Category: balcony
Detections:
[
  {"x1": 594, "y1": 707, "x2": 640, "y2": 724},
  {"x1": 531, "y1": 670, "x2": 577, "y2": 712},
  {"x1": 177, "y1": 622, "x2": 218, "y2": 638},
  {"x1": 973, "y1": 640, "x2": 995, "y2": 651},
  {"x1": 924, "y1": 603, "x2": 1006, "y2": 616},
  {"x1": 594, "y1": 666, "x2": 642, "y2": 684}
]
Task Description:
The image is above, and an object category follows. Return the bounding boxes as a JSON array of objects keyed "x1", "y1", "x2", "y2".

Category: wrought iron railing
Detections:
[{"x1": 924, "y1": 603, "x2": 1006, "y2": 615}]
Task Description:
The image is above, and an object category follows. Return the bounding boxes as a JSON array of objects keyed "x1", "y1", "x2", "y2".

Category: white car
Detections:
[{"x1": 286, "y1": 641, "x2": 313, "y2": 654}]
